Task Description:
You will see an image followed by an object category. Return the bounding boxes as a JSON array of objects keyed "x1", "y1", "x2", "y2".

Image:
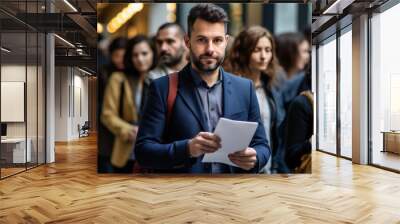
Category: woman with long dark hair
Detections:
[
  {"x1": 101, "y1": 35, "x2": 156, "y2": 173},
  {"x1": 229, "y1": 26, "x2": 281, "y2": 173}
]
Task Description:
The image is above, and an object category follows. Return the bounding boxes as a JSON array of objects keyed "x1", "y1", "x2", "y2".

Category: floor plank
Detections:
[{"x1": 1, "y1": 134, "x2": 400, "y2": 223}]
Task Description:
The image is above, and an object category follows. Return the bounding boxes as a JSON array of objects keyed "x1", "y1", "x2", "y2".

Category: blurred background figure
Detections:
[
  {"x1": 285, "y1": 89, "x2": 313, "y2": 173},
  {"x1": 126, "y1": 35, "x2": 157, "y2": 119},
  {"x1": 100, "y1": 35, "x2": 156, "y2": 173},
  {"x1": 149, "y1": 23, "x2": 188, "y2": 80},
  {"x1": 229, "y1": 26, "x2": 281, "y2": 174},
  {"x1": 271, "y1": 32, "x2": 311, "y2": 173},
  {"x1": 98, "y1": 37, "x2": 127, "y2": 173},
  {"x1": 275, "y1": 32, "x2": 310, "y2": 81}
]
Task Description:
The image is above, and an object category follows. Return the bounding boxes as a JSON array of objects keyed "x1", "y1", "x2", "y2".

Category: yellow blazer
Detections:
[{"x1": 101, "y1": 72, "x2": 138, "y2": 168}]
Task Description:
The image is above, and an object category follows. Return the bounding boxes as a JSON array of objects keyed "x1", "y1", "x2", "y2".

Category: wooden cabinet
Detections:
[{"x1": 382, "y1": 132, "x2": 400, "y2": 154}]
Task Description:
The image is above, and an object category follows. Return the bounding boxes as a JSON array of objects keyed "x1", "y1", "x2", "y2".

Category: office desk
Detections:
[
  {"x1": 1, "y1": 138, "x2": 32, "y2": 163},
  {"x1": 382, "y1": 131, "x2": 400, "y2": 154}
]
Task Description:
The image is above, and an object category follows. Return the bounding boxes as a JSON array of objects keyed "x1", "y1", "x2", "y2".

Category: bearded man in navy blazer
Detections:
[{"x1": 135, "y1": 3, "x2": 270, "y2": 173}]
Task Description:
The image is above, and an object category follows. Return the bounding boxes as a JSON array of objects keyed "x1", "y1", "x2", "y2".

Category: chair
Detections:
[{"x1": 78, "y1": 121, "x2": 90, "y2": 138}]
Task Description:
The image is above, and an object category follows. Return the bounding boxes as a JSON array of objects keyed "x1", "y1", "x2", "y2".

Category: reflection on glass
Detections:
[
  {"x1": 312, "y1": 45, "x2": 317, "y2": 150},
  {"x1": 371, "y1": 3, "x2": 400, "y2": 171},
  {"x1": 390, "y1": 75, "x2": 400, "y2": 130},
  {"x1": 1, "y1": 31, "x2": 27, "y2": 177},
  {"x1": 0, "y1": 1, "x2": 47, "y2": 179},
  {"x1": 317, "y1": 36, "x2": 337, "y2": 154},
  {"x1": 340, "y1": 29, "x2": 352, "y2": 158},
  {"x1": 38, "y1": 32, "x2": 46, "y2": 165},
  {"x1": 27, "y1": 31, "x2": 38, "y2": 169}
]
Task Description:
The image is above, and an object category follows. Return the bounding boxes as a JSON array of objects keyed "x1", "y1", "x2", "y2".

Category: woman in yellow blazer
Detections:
[{"x1": 101, "y1": 35, "x2": 156, "y2": 173}]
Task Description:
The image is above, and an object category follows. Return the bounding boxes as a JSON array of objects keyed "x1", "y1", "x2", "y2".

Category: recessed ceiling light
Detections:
[
  {"x1": 1, "y1": 47, "x2": 11, "y2": 53},
  {"x1": 77, "y1": 67, "x2": 92, "y2": 76},
  {"x1": 63, "y1": 0, "x2": 78, "y2": 12},
  {"x1": 54, "y1": 34, "x2": 75, "y2": 48}
]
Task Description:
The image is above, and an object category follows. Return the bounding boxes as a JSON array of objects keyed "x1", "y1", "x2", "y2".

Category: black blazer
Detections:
[{"x1": 284, "y1": 94, "x2": 313, "y2": 170}]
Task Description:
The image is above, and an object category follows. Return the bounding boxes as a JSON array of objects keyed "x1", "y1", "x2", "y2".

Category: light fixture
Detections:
[
  {"x1": 76, "y1": 48, "x2": 83, "y2": 55},
  {"x1": 322, "y1": 0, "x2": 354, "y2": 15},
  {"x1": 1, "y1": 47, "x2": 11, "y2": 53},
  {"x1": 166, "y1": 3, "x2": 176, "y2": 12},
  {"x1": 166, "y1": 3, "x2": 176, "y2": 23},
  {"x1": 54, "y1": 34, "x2": 75, "y2": 48},
  {"x1": 166, "y1": 13, "x2": 176, "y2": 23},
  {"x1": 63, "y1": 0, "x2": 78, "y2": 12},
  {"x1": 322, "y1": 1, "x2": 340, "y2": 14},
  {"x1": 107, "y1": 3, "x2": 143, "y2": 34},
  {"x1": 97, "y1": 23, "x2": 103, "y2": 33},
  {"x1": 78, "y1": 67, "x2": 92, "y2": 76}
]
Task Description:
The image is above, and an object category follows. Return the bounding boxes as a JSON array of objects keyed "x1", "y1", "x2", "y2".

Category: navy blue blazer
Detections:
[{"x1": 135, "y1": 64, "x2": 271, "y2": 173}]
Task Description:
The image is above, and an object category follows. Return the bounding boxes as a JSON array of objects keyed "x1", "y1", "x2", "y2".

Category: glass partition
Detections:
[
  {"x1": 317, "y1": 35, "x2": 337, "y2": 155},
  {"x1": 0, "y1": 0, "x2": 46, "y2": 179},
  {"x1": 1, "y1": 30, "x2": 28, "y2": 178},
  {"x1": 339, "y1": 26, "x2": 352, "y2": 158},
  {"x1": 370, "y1": 3, "x2": 400, "y2": 171}
]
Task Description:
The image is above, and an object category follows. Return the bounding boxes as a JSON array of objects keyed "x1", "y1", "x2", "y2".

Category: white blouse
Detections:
[{"x1": 255, "y1": 85, "x2": 272, "y2": 145}]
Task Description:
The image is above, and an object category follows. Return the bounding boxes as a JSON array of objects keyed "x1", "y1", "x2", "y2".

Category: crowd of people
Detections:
[{"x1": 98, "y1": 3, "x2": 313, "y2": 174}]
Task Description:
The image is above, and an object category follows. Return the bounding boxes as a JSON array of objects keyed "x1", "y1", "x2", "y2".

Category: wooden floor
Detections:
[
  {"x1": 1, "y1": 135, "x2": 400, "y2": 223},
  {"x1": 372, "y1": 151, "x2": 400, "y2": 171},
  {"x1": 1, "y1": 163, "x2": 44, "y2": 178},
  {"x1": 1, "y1": 167, "x2": 26, "y2": 178}
]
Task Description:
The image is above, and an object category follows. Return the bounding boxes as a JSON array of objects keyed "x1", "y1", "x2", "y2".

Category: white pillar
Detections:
[
  {"x1": 352, "y1": 14, "x2": 369, "y2": 164},
  {"x1": 46, "y1": 33, "x2": 55, "y2": 163},
  {"x1": 55, "y1": 67, "x2": 74, "y2": 141}
]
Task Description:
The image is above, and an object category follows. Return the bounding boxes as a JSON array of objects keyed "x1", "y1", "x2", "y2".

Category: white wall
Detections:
[
  {"x1": 54, "y1": 67, "x2": 89, "y2": 141},
  {"x1": 55, "y1": 66, "x2": 69, "y2": 141},
  {"x1": 1, "y1": 64, "x2": 45, "y2": 164},
  {"x1": 1, "y1": 65, "x2": 32, "y2": 138}
]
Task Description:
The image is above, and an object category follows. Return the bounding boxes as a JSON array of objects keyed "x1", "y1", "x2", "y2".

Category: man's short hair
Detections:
[
  {"x1": 156, "y1": 22, "x2": 185, "y2": 38},
  {"x1": 187, "y1": 4, "x2": 229, "y2": 36}
]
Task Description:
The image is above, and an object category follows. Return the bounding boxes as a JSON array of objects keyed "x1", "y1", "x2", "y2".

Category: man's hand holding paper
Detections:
[
  {"x1": 188, "y1": 132, "x2": 221, "y2": 157},
  {"x1": 202, "y1": 118, "x2": 258, "y2": 169},
  {"x1": 228, "y1": 147, "x2": 258, "y2": 170}
]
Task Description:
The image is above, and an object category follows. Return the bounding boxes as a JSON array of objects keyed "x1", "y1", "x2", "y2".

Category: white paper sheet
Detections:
[{"x1": 202, "y1": 118, "x2": 258, "y2": 167}]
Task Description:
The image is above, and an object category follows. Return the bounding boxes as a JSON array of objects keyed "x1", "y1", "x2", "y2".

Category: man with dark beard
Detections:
[
  {"x1": 148, "y1": 23, "x2": 188, "y2": 80},
  {"x1": 135, "y1": 4, "x2": 270, "y2": 173}
]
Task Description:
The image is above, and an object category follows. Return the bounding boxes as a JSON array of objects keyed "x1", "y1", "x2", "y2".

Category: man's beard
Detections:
[
  {"x1": 191, "y1": 51, "x2": 224, "y2": 74},
  {"x1": 159, "y1": 47, "x2": 185, "y2": 67}
]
